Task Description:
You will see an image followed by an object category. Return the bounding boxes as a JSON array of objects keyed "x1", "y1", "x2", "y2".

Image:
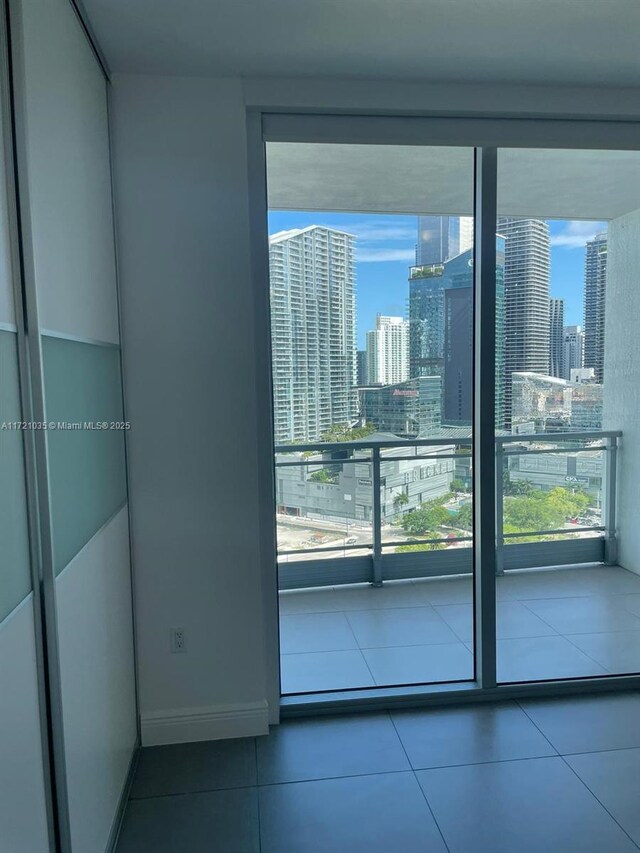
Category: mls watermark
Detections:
[{"x1": 1, "y1": 421, "x2": 131, "y2": 431}]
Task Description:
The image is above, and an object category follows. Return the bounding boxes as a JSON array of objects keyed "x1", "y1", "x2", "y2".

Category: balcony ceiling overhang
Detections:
[{"x1": 267, "y1": 144, "x2": 640, "y2": 221}]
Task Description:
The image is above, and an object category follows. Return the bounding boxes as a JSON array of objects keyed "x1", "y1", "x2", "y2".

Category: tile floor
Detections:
[
  {"x1": 116, "y1": 691, "x2": 640, "y2": 852},
  {"x1": 278, "y1": 565, "x2": 640, "y2": 692}
]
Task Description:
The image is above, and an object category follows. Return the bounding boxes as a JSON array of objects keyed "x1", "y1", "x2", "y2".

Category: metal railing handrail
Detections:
[
  {"x1": 275, "y1": 430, "x2": 620, "y2": 581},
  {"x1": 496, "y1": 430, "x2": 622, "y2": 444},
  {"x1": 275, "y1": 430, "x2": 622, "y2": 456}
]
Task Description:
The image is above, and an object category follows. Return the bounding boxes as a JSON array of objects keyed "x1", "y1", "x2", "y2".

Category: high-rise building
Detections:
[
  {"x1": 498, "y1": 218, "x2": 551, "y2": 428},
  {"x1": 563, "y1": 325, "x2": 584, "y2": 380},
  {"x1": 365, "y1": 315, "x2": 410, "y2": 386},
  {"x1": 409, "y1": 240, "x2": 505, "y2": 426},
  {"x1": 269, "y1": 226, "x2": 356, "y2": 443},
  {"x1": 416, "y1": 215, "x2": 473, "y2": 266},
  {"x1": 356, "y1": 349, "x2": 368, "y2": 386},
  {"x1": 584, "y1": 232, "x2": 607, "y2": 383},
  {"x1": 549, "y1": 297, "x2": 565, "y2": 378},
  {"x1": 511, "y1": 371, "x2": 602, "y2": 433},
  {"x1": 359, "y1": 376, "x2": 442, "y2": 438}
]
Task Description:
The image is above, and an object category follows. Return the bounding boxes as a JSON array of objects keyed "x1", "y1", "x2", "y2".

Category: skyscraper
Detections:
[
  {"x1": 549, "y1": 297, "x2": 565, "y2": 378},
  {"x1": 498, "y1": 218, "x2": 551, "y2": 428},
  {"x1": 269, "y1": 226, "x2": 356, "y2": 443},
  {"x1": 365, "y1": 315, "x2": 410, "y2": 386},
  {"x1": 356, "y1": 349, "x2": 368, "y2": 386},
  {"x1": 409, "y1": 240, "x2": 505, "y2": 427},
  {"x1": 416, "y1": 215, "x2": 473, "y2": 266},
  {"x1": 563, "y1": 325, "x2": 584, "y2": 380},
  {"x1": 584, "y1": 232, "x2": 607, "y2": 383}
]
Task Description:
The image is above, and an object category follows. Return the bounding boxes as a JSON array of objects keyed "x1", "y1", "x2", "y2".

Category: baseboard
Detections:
[
  {"x1": 141, "y1": 700, "x2": 270, "y2": 746},
  {"x1": 106, "y1": 739, "x2": 140, "y2": 853}
]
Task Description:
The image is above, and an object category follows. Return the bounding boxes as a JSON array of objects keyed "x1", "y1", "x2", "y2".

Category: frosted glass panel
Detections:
[
  {"x1": 42, "y1": 336, "x2": 127, "y2": 574},
  {"x1": 0, "y1": 331, "x2": 31, "y2": 621}
]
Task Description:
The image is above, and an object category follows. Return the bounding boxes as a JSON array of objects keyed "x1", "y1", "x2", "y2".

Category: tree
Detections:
[
  {"x1": 400, "y1": 500, "x2": 451, "y2": 537},
  {"x1": 450, "y1": 478, "x2": 467, "y2": 493},
  {"x1": 455, "y1": 502, "x2": 473, "y2": 530},
  {"x1": 308, "y1": 468, "x2": 336, "y2": 484},
  {"x1": 396, "y1": 541, "x2": 445, "y2": 553},
  {"x1": 320, "y1": 423, "x2": 376, "y2": 443},
  {"x1": 393, "y1": 491, "x2": 409, "y2": 509},
  {"x1": 503, "y1": 470, "x2": 534, "y2": 496}
]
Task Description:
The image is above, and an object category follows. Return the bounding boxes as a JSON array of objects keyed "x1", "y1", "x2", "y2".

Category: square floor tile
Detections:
[
  {"x1": 568, "y1": 631, "x2": 640, "y2": 674},
  {"x1": 566, "y1": 748, "x2": 640, "y2": 847},
  {"x1": 279, "y1": 612, "x2": 358, "y2": 654},
  {"x1": 130, "y1": 738, "x2": 256, "y2": 799},
  {"x1": 363, "y1": 642, "x2": 473, "y2": 686},
  {"x1": 280, "y1": 650, "x2": 374, "y2": 694},
  {"x1": 417, "y1": 756, "x2": 637, "y2": 853},
  {"x1": 331, "y1": 581, "x2": 431, "y2": 611},
  {"x1": 259, "y1": 772, "x2": 448, "y2": 853},
  {"x1": 116, "y1": 788, "x2": 259, "y2": 853},
  {"x1": 412, "y1": 577, "x2": 474, "y2": 605},
  {"x1": 497, "y1": 635, "x2": 607, "y2": 683},
  {"x1": 257, "y1": 712, "x2": 409, "y2": 784},
  {"x1": 619, "y1": 593, "x2": 640, "y2": 617},
  {"x1": 435, "y1": 600, "x2": 557, "y2": 644},
  {"x1": 278, "y1": 588, "x2": 339, "y2": 615},
  {"x1": 391, "y1": 701, "x2": 556, "y2": 769},
  {"x1": 346, "y1": 606, "x2": 459, "y2": 648},
  {"x1": 590, "y1": 567, "x2": 640, "y2": 595},
  {"x1": 522, "y1": 596, "x2": 640, "y2": 635},
  {"x1": 502, "y1": 567, "x2": 608, "y2": 600},
  {"x1": 519, "y1": 691, "x2": 640, "y2": 753}
]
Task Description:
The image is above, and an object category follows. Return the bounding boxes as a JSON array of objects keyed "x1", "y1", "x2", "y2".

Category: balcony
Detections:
[{"x1": 274, "y1": 431, "x2": 640, "y2": 694}]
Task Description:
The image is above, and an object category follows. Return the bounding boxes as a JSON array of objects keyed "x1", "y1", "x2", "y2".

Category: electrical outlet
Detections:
[{"x1": 170, "y1": 628, "x2": 186, "y2": 653}]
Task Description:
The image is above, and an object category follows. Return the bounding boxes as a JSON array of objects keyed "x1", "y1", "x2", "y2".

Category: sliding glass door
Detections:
[
  {"x1": 265, "y1": 141, "x2": 478, "y2": 694},
  {"x1": 258, "y1": 116, "x2": 640, "y2": 700}
]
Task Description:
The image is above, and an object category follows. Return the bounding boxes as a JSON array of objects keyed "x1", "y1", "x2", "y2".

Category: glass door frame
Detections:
[{"x1": 246, "y1": 109, "x2": 640, "y2": 717}]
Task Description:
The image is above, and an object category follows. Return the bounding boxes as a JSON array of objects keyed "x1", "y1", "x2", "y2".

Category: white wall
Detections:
[
  {"x1": 110, "y1": 72, "x2": 640, "y2": 743},
  {"x1": 110, "y1": 75, "x2": 269, "y2": 744},
  {"x1": 604, "y1": 208, "x2": 640, "y2": 574}
]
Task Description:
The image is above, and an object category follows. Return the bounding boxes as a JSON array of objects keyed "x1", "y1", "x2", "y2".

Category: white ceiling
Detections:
[
  {"x1": 267, "y1": 144, "x2": 640, "y2": 220},
  {"x1": 82, "y1": 0, "x2": 640, "y2": 87}
]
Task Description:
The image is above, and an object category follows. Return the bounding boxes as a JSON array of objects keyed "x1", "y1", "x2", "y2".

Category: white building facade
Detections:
[
  {"x1": 366, "y1": 314, "x2": 410, "y2": 386},
  {"x1": 269, "y1": 226, "x2": 357, "y2": 443}
]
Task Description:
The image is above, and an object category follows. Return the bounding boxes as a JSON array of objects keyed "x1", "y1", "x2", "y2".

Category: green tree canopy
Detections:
[{"x1": 400, "y1": 500, "x2": 451, "y2": 536}]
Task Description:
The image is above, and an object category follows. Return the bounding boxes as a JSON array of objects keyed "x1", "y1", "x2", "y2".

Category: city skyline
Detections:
[{"x1": 268, "y1": 210, "x2": 606, "y2": 349}]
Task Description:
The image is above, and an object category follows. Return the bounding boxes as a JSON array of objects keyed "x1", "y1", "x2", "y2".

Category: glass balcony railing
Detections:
[{"x1": 274, "y1": 431, "x2": 620, "y2": 590}]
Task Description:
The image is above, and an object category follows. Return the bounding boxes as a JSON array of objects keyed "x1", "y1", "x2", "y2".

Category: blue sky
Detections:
[{"x1": 268, "y1": 212, "x2": 607, "y2": 350}]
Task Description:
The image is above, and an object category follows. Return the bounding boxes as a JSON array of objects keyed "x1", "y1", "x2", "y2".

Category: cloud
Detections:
[
  {"x1": 550, "y1": 220, "x2": 607, "y2": 249},
  {"x1": 357, "y1": 248, "x2": 416, "y2": 263}
]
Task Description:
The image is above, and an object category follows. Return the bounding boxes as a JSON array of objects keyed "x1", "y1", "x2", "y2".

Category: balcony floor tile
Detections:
[
  {"x1": 497, "y1": 635, "x2": 607, "y2": 682},
  {"x1": 363, "y1": 642, "x2": 473, "y2": 686},
  {"x1": 280, "y1": 650, "x2": 374, "y2": 694},
  {"x1": 521, "y1": 596, "x2": 640, "y2": 635},
  {"x1": 279, "y1": 612, "x2": 358, "y2": 654},
  {"x1": 279, "y1": 568, "x2": 640, "y2": 693},
  {"x1": 346, "y1": 606, "x2": 459, "y2": 648},
  {"x1": 567, "y1": 630, "x2": 640, "y2": 674},
  {"x1": 435, "y1": 600, "x2": 557, "y2": 644}
]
